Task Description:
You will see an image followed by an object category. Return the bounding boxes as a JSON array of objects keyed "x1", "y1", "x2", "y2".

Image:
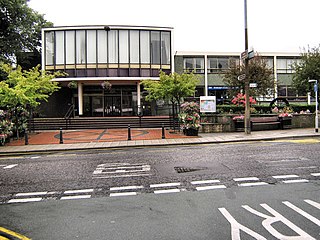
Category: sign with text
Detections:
[{"x1": 200, "y1": 96, "x2": 216, "y2": 113}]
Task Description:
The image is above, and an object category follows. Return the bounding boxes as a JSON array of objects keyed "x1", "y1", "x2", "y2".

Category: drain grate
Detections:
[{"x1": 174, "y1": 167, "x2": 201, "y2": 173}]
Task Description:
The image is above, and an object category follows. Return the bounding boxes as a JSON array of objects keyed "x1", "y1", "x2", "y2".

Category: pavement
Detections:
[{"x1": 0, "y1": 128, "x2": 319, "y2": 155}]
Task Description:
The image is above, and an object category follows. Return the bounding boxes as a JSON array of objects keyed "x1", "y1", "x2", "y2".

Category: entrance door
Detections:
[{"x1": 105, "y1": 96, "x2": 121, "y2": 116}]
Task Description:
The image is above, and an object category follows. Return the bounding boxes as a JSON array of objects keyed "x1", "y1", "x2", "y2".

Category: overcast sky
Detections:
[{"x1": 29, "y1": 0, "x2": 320, "y2": 53}]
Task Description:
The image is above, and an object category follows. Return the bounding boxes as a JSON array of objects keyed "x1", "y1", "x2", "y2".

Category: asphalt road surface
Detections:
[{"x1": 0, "y1": 138, "x2": 319, "y2": 239}]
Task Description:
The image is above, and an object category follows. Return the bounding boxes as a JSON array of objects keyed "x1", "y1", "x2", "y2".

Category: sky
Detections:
[{"x1": 28, "y1": 0, "x2": 320, "y2": 54}]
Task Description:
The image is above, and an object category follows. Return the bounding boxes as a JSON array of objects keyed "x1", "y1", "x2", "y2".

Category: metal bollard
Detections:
[
  {"x1": 162, "y1": 123, "x2": 165, "y2": 139},
  {"x1": 24, "y1": 129, "x2": 29, "y2": 145},
  {"x1": 127, "y1": 125, "x2": 132, "y2": 141},
  {"x1": 59, "y1": 128, "x2": 63, "y2": 144}
]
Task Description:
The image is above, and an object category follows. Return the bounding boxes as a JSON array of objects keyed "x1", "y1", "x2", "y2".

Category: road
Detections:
[{"x1": 0, "y1": 138, "x2": 319, "y2": 239}]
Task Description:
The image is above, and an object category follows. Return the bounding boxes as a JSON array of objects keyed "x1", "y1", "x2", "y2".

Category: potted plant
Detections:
[{"x1": 179, "y1": 101, "x2": 200, "y2": 136}]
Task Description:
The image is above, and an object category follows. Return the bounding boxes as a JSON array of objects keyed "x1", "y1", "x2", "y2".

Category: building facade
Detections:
[
  {"x1": 42, "y1": 25, "x2": 173, "y2": 117},
  {"x1": 42, "y1": 25, "x2": 302, "y2": 117},
  {"x1": 174, "y1": 51, "x2": 301, "y2": 104}
]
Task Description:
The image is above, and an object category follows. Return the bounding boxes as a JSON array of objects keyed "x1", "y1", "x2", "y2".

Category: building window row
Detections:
[
  {"x1": 45, "y1": 29, "x2": 171, "y2": 72},
  {"x1": 276, "y1": 58, "x2": 301, "y2": 74}
]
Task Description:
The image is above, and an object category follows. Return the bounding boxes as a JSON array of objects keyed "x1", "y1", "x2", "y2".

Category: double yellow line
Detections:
[{"x1": 0, "y1": 227, "x2": 31, "y2": 240}]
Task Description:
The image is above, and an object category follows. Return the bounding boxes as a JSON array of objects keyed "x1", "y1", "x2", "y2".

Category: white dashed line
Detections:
[
  {"x1": 233, "y1": 177, "x2": 259, "y2": 182},
  {"x1": 305, "y1": 199, "x2": 320, "y2": 210},
  {"x1": 282, "y1": 179, "x2": 309, "y2": 184},
  {"x1": 16, "y1": 192, "x2": 48, "y2": 197},
  {"x1": 110, "y1": 192, "x2": 137, "y2": 197},
  {"x1": 191, "y1": 180, "x2": 220, "y2": 185},
  {"x1": 60, "y1": 195, "x2": 91, "y2": 200},
  {"x1": 110, "y1": 186, "x2": 144, "y2": 191},
  {"x1": 196, "y1": 185, "x2": 226, "y2": 191},
  {"x1": 150, "y1": 183, "x2": 181, "y2": 188},
  {"x1": 3, "y1": 164, "x2": 18, "y2": 169},
  {"x1": 272, "y1": 174, "x2": 299, "y2": 179},
  {"x1": 238, "y1": 182, "x2": 269, "y2": 187},
  {"x1": 8, "y1": 198, "x2": 43, "y2": 203},
  {"x1": 64, "y1": 189, "x2": 94, "y2": 194},
  {"x1": 154, "y1": 189, "x2": 181, "y2": 194},
  {"x1": 311, "y1": 173, "x2": 320, "y2": 177}
]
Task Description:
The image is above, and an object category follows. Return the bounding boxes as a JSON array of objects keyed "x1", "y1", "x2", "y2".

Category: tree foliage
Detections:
[
  {"x1": 223, "y1": 54, "x2": 274, "y2": 98},
  {"x1": 141, "y1": 71, "x2": 199, "y2": 106},
  {"x1": 0, "y1": 63, "x2": 61, "y2": 108},
  {"x1": 0, "y1": 0, "x2": 53, "y2": 63},
  {"x1": 292, "y1": 46, "x2": 320, "y2": 95}
]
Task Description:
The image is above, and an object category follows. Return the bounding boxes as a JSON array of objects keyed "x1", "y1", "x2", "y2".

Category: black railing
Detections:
[{"x1": 64, "y1": 104, "x2": 75, "y2": 129}]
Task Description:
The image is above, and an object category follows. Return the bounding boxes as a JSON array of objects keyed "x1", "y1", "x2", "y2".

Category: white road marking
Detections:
[
  {"x1": 110, "y1": 186, "x2": 144, "y2": 191},
  {"x1": 8, "y1": 198, "x2": 42, "y2": 203},
  {"x1": 311, "y1": 173, "x2": 320, "y2": 176},
  {"x1": 282, "y1": 179, "x2": 309, "y2": 184},
  {"x1": 60, "y1": 195, "x2": 91, "y2": 200},
  {"x1": 238, "y1": 182, "x2": 269, "y2": 187},
  {"x1": 233, "y1": 177, "x2": 259, "y2": 182},
  {"x1": 196, "y1": 185, "x2": 226, "y2": 191},
  {"x1": 272, "y1": 174, "x2": 299, "y2": 179},
  {"x1": 283, "y1": 201, "x2": 320, "y2": 226},
  {"x1": 93, "y1": 173, "x2": 151, "y2": 178},
  {"x1": 3, "y1": 164, "x2": 18, "y2": 169},
  {"x1": 191, "y1": 180, "x2": 220, "y2": 185},
  {"x1": 110, "y1": 192, "x2": 137, "y2": 197},
  {"x1": 16, "y1": 192, "x2": 48, "y2": 197},
  {"x1": 154, "y1": 189, "x2": 181, "y2": 194},
  {"x1": 64, "y1": 189, "x2": 94, "y2": 194},
  {"x1": 150, "y1": 182, "x2": 181, "y2": 188},
  {"x1": 305, "y1": 199, "x2": 320, "y2": 210}
]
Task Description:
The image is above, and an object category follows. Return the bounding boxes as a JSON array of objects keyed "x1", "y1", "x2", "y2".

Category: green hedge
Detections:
[{"x1": 208, "y1": 104, "x2": 316, "y2": 115}]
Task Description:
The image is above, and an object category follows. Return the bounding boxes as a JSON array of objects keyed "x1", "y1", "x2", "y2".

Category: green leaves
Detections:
[
  {"x1": 0, "y1": 0, "x2": 53, "y2": 63},
  {"x1": 292, "y1": 46, "x2": 320, "y2": 95},
  {"x1": 141, "y1": 71, "x2": 199, "y2": 105},
  {"x1": 0, "y1": 63, "x2": 60, "y2": 108},
  {"x1": 223, "y1": 54, "x2": 274, "y2": 98}
]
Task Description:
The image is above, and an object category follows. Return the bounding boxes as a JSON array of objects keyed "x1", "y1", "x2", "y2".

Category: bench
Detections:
[{"x1": 250, "y1": 116, "x2": 281, "y2": 131}]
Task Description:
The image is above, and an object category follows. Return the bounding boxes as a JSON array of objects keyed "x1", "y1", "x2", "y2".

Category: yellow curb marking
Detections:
[
  {"x1": 272, "y1": 139, "x2": 320, "y2": 144},
  {"x1": 0, "y1": 227, "x2": 31, "y2": 240}
]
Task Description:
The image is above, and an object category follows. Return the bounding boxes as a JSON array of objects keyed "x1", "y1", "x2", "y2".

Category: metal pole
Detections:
[
  {"x1": 162, "y1": 123, "x2": 165, "y2": 139},
  {"x1": 127, "y1": 125, "x2": 131, "y2": 141},
  {"x1": 315, "y1": 81, "x2": 318, "y2": 132},
  {"x1": 244, "y1": 0, "x2": 251, "y2": 134},
  {"x1": 59, "y1": 128, "x2": 63, "y2": 144},
  {"x1": 24, "y1": 129, "x2": 29, "y2": 145}
]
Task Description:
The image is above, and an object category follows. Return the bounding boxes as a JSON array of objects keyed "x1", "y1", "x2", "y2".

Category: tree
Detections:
[
  {"x1": 223, "y1": 54, "x2": 274, "y2": 98},
  {"x1": 292, "y1": 46, "x2": 320, "y2": 95},
  {"x1": 0, "y1": 63, "x2": 61, "y2": 109},
  {"x1": 141, "y1": 71, "x2": 199, "y2": 109},
  {"x1": 0, "y1": 0, "x2": 53, "y2": 63}
]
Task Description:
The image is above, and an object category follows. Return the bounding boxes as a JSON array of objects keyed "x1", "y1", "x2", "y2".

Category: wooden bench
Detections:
[{"x1": 250, "y1": 116, "x2": 281, "y2": 131}]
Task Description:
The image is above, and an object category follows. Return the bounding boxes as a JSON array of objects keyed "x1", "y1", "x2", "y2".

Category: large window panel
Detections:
[
  {"x1": 119, "y1": 30, "x2": 129, "y2": 63},
  {"x1": 130, "y1": 30, "x2": 139, "y2": 64},
  {"x1": 161, "y1": 32, "x2": 171, "y2": 65},
  {"x1": 140, "y1": 31, "x2": 150, "y2": 64},
  {"x1": 65, "y1": 31, "x2": 75, "y2": 64},
  {"x1": 97, "y1": 30, "x2": 107, "y2": 63},
  {"x1": 76, "y1": 30, "x2": 86, "y2": 64},
  {"x1": 45, "y1": 31, "x2": 54, "y2": 65},
  {"x1": 87, "y1": 30, "x2": 96, "y2": 64},
  {"x1": 108, "y1": 30, "x2": 118, "y2": 64},
  {"x1": 151, "y1": 31, "x2": 160, "y2": 64},
  {"x1": 55, "y1": 31, "x2": 64, "y2": 65}
]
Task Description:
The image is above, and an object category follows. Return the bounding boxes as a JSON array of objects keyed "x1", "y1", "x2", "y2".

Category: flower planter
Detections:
[{"x1": 185, "y1": 128, "x2": 199, "y2": 136}]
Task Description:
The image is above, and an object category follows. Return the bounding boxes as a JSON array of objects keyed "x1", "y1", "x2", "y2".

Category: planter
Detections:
[{"x1": 185, "y1": 128, "x2": 199, "y2": 136}]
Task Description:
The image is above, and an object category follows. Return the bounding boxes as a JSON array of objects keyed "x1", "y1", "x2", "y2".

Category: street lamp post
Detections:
[
  {"x1": 309, "y1": 79, "x2": 318, "y2": 133},
  {"x1": 244, "y1": 0, "x2": 251, "y2": 134}
]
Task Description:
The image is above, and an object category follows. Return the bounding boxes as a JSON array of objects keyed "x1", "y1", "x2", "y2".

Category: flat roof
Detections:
[{"x1": 42, "y1": 25, "x2": 174, "y2": 31}]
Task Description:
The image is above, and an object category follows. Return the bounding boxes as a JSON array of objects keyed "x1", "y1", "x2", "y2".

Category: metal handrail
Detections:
[{"x1": 64, "y1": 104, "x2": 75, "y2": 129}]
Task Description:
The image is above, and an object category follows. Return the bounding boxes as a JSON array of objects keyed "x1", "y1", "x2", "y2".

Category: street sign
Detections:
[
  {"x1": 314, "y1": 83, "x2": 318, "y2": 92},
  {"x1": 241, "y1": 50, "x2": 248, "y2": 60},
  {"x1": 249, "y1": 83, "x2": 257, "y2": 88},
  {"x1": 248, "y1": 50, "x2": 255, "y2": 60},
  {"x1": 238, "y1": 74, "x2": 246, "y2": 81}
]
